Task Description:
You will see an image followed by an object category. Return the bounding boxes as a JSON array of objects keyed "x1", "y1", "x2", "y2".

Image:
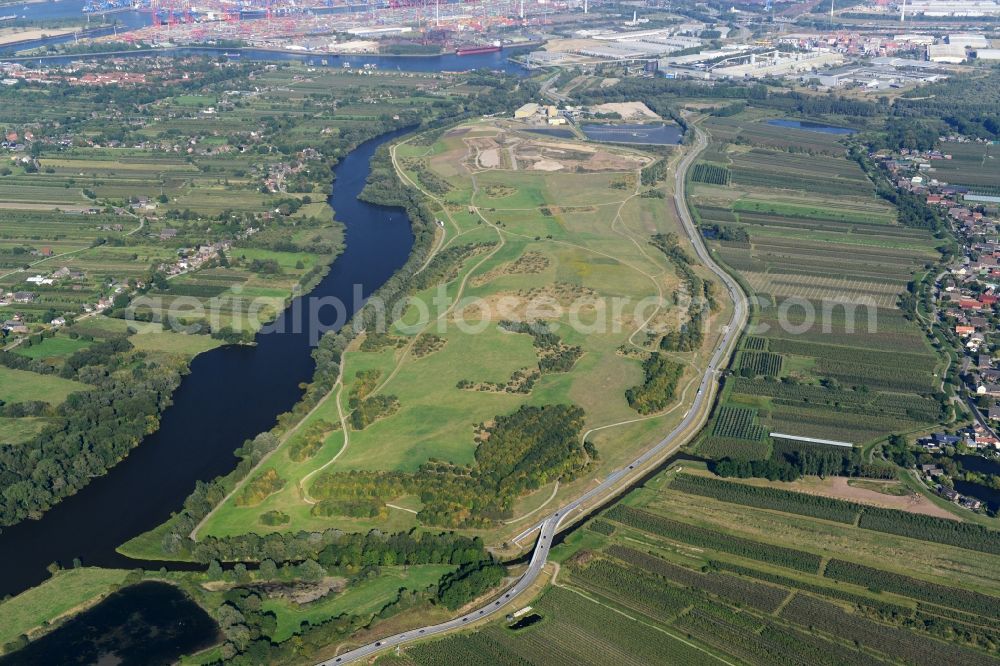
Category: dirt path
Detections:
[
  {"x1": 504, "y1": 482, "x2": 560, "y2": 525},
  {"x1": 827, "y1": 477, "x2": 958, "y2": 519}
]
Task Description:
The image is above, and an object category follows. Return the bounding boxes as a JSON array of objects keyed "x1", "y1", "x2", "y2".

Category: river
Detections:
[
  {"x1": 2, "y1": 41, "x2": 527, "y2": 72},
  {"x1": 0, "y1": 127, "x2": 415, "y2": 599}
]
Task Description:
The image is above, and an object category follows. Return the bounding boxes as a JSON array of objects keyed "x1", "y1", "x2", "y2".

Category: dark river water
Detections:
[
  {"x1": 0, "y1": 127, "x2": 415, "y2": 599},
  {"x1": 0, "y1": 582, "x2": 219, "y2": 666},
  {"x1": 581, "y1": 122, "x2": 683, "y2": 146},
  {"x1": 765, "y1": 119, "x2": 856, "y2": 135},
  {"x1": 3, "y1": 41, "x2": 527, "y2": 72}
]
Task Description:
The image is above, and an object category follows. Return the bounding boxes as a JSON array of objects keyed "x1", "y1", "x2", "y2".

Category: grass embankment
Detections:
[{"x1": 0, "y1": 568, "x2": 130, "y2": 648}]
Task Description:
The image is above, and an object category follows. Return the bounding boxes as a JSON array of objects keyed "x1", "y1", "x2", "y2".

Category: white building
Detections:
[
  {"x1": 927, "y1": 43, "x2": 967, "y2": 63},
  {"x1": 894, "y1": 33, "x2": 936, "y2": 45},
  {"x1": 948, "y1": 33, "x2": 990, "y2": 48}
]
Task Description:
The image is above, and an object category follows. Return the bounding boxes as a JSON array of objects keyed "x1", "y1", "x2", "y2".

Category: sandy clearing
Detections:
[
  {"x1": 451, "y1": 284, "x2": 602, "y2": 323},
  {"x1": 530, "y1": 159, "x2": 564, "y2": 171},
  {"x1": 701, "y1": 471, "x2": 959, "y2": 520},
  {"x1": 0, "y1": 27, "x2": 77, "y2": 46},
  {"x1": 478, "y1": 148, "x2": 500, "y2": 169},
  {"x1": 593, "y1": 101, "x2": 661, "y2": 120},
  {"x1": 828, "y1": 477, "x2": 958, "y2": 519}
]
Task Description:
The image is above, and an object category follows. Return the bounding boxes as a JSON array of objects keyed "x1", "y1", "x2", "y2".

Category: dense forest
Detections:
[{"x1": 626, "y1": 353, "x2": 685, "y2": 415}]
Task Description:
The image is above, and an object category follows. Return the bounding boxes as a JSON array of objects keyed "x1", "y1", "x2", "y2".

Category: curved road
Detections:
[{"x1": 318, "y1": 126, "x2": 748, "y2": 665}]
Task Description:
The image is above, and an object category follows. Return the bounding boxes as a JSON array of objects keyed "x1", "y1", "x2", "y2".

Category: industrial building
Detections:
[
  {"x1": 927, "y1": 43, "x2": 968, "y2": 63},
  {"x1": 811, "y1": 62, "x2": 948, "y2": 88},
  {"x1": 514, "y1": 103, "x2": 540, "y2": 119},
  {"x1": 900, "y1": 0, "x2": 1000, "y2": 16},
  {"x1": 974, "y1": 49, "x2": 1000, "y2": 60},
  {"x1": 894, "y1": 33, "x2": 936, "y2": 46},
  {"x1": 710, "y1": 51, "x2": 843, "y2": 79},
  {"x1": 948, "y1": 33, "x2": 990, "y2": 49}
]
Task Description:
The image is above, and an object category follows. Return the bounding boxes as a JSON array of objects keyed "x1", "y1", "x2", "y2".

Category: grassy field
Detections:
[
  {"x1": 690, "y1": 112, "x2": 944, "y2": 459},
  {"x1": 0, "y1": 366, "x2": 86, "y2": 405},
  {"x1": 12, "y1": 335, "x2": 91, "y2": 360},
  {"x1": 0, "y1": 568, "x2": 130, "y2": 648},
  {"x1": 0, "y1": 416, "x2": 50, "y2": 445},
  {"x1": 263, "y1": 565, "x2": 454, "y2": 643},
  {"x1": 197, "y1": 118, "x2": 726, "y2": 543}
]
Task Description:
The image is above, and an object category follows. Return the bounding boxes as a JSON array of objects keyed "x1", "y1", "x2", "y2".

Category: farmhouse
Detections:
[
  {"x1": 2, "y1": 320, "x2": 28, "y2": 334},
  {"x1": 939, "y1": 487, "x2": 960, "y2": 502}
]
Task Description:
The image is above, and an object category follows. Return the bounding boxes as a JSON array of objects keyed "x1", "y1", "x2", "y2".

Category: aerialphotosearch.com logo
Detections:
[{"x1": 124, "y1": 284, "x2": 879, "y2": 346}]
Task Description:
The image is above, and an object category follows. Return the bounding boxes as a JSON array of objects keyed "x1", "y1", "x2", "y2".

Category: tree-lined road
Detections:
[{"x1": 319, "y1": 125, "x2": 748, "y2": 665}]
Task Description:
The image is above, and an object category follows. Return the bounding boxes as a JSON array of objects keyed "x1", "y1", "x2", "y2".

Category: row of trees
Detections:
[
  {"x1": 650, "y1": 233, "x2": 715, "y2": 352},
  {"x1": 711, "y1": 442, "x2": 896, "y2": 482}
]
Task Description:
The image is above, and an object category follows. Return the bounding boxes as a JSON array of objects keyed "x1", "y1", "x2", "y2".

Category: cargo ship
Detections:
[{"x1": 455, "y1": 45, "x2": 502, "y2": 56}]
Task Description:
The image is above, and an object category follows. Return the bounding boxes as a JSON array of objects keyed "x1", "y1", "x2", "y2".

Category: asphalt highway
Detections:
[{"x1": 317, "y1": 126, "x2": 748, "y2": 665}]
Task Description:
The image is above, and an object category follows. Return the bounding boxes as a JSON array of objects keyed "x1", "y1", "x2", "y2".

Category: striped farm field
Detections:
[
  {"x1": 742, "y1": 271, "x2": 901, "y2": 308},
  {"x1": 693, "y1": 110, "x2": 943, "y2": 448}
]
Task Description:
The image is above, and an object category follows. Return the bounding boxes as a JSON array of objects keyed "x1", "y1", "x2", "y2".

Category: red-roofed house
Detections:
[
  {"x1": 957, "y1": 325, "x2": 976, "y2": 336},
  {"x1": 960, "y1": 299, "x2": 982, "y2": 310}
]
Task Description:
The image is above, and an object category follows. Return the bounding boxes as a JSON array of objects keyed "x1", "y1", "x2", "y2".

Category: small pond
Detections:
[
  {"x1": 522, "y1": 128, "x2": 576, "y2": 139},
  {"x1": 0, "y1": 582, "x2": 220, "y2": 666},
  {"x1": 581, "y1": 123, "x2": 683, "y2": 145},
  {"x1": 765, "y1": 119, "x2": 856, "y2": 135},
  {"x1": 953, "y1": 454, "x2": 1000, "y2": 476}
]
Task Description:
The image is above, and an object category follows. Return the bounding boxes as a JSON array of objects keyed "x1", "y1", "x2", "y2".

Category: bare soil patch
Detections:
[
  {"x1": 827, "y1": 477, "x2": 957, "y2": 519},
  {"x1": 454, "y1": 283, "x2": 602, "y2": 324},
  {"x1": 592, "y1": 101, "x2": 661, "y2": 120},
  {"x1": 472, "y1": 251, "x2": 551, "y2": 287}
]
